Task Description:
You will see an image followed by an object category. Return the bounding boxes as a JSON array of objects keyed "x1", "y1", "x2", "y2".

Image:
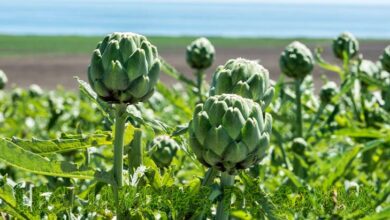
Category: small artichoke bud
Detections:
[
  {"x1": 332, "y1": 32, "x2": 359, "y2": 60},
  {"x1": 209, "y1": 58, "x2": 275, "y2": 109},
  {"x1": 88, "y1": 32, "x2": 160, "y2": 104},
  {"x1": 380, "y1": 45, "x2": 390, "y2": 72},
  {"x1": 147, "y1": 135, "x2": 179, "y2": 168},
  {"x1": 279, "y1": 41, "x2": 314, "y2": 79},
  {"x1": 0, "y1": 70, "x2": 8, "y2": 90},
  {"x1": 28, "y1": 84, "x2": 43, "y2": 97},
  {"x1": 189, "y1": 94, "x2": 272, "y2": 174},
  {"x1": 11, "y1": 88, "x2": 23, "y2": 102},
  {"x1": 186, "y1": 37, "x2": 215, "y2": 70},
  {"x1": 320, "y1": 81, "x2": 338, "y2": 104},
  {"x1": 291, "y1": 138, "x2": 307, "y2": 154}
]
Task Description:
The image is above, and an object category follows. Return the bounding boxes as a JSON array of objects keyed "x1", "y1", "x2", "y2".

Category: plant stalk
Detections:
[
  {"x1": 129, "y1": 129, "x2": 143, "y2": 176},
  {"x1": 307, "y1": 102, "x2": 326, "y2": 135},
  {"x1": 295, "y1": 78, "x2": 303, "y2": 138},
  {"x1": 113, "y1": 104, "x2": 128, "y2": 219},
  {"x1": 216, "y1": 172, "x2": 234, "y2": 220},
  {"x1": 196, "y1": 70, "x2": 205, "y2": 102}
]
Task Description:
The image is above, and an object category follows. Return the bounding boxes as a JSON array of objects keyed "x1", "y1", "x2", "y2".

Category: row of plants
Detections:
[{"x1": 0, "y1": 32, "x2": 389, "y2": 219}]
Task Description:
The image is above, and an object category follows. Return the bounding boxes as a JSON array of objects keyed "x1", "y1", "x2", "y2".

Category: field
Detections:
[{"x1": 0, "y1": 33, "x2": 389, "y2": 219}]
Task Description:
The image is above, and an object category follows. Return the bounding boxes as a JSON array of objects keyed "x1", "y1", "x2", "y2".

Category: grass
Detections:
[{"x1": 0, "y1": 35, "x2": 334, "y2": 57}]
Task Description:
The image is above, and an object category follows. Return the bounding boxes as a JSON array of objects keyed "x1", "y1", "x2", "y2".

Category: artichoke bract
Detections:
[
  {"x1": 88, "y1": 32, "x2": 160, "y2": 104},
  {"x1": 279, "y1": 41, "x2": 314, "y2": 79},
  {"x1": 186, "y1": 37, "x2": 215, "y2": 70},
  {"x1": 148, "y1": 135, "x2": 179, "y2": 168},
  {"x1": 320, "y1": 81, "x2": 338, "y2": 104},
  {"x1": 0, "y1": 70, "x2": 8, "y2": 90},
  {"x1": 189, "y1": 94, "x2": 272, "y2": 174},
  {"x1": 209, "y1": 58, "x2": 274, "y2": 108},
  {"x1": 332, "y1": 32, "x2": 359, "y2": 59},
  {"x1": 380, "y1": 45, "x2": 390, "y2": 72}
]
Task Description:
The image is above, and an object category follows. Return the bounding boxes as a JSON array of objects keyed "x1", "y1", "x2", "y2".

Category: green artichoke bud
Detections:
[
  {"x1": 88, "y1": 32, "x2": 160, "y2": 104},
  {"x1": 320, "y1": 81, "x2": 338, "y2": 104},
  {"x1": 11, "y1": 88, "x2": 23, "y2": 102},
  {"x1": 189, "y1": 94, "x2": 272, "y2": 174},
  {"x1": 209, "y1": 58, "x2": 275, "y2": 109},
  {"x1": 148, "y1": 135, "x2": 179, "y2": 168},
  {"x1": 28, "y1": 84, "x2": 43, "y2": 97},
  {"x1": 186, "y1": 37, "x2": 215, "y2": 70},
  {"x1": 0, "y1": 70, "x2": 8, "y2": 90},
  {"x1": 291, "y1": 138, "x2": 307, "y2": 154},
  {"x1": 380, "y1": 45, "x2": 390, "y2": 72},
  {"x1": 279, "y1": 41, "x2": 314, "y2": 79},
  {"x1": 332, "y1": 32, "x2": 359, "y2": 59}
]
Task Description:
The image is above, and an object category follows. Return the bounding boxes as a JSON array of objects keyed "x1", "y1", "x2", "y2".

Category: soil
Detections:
[{"x1": 0, "y1": 41, "x2": 388, "y2": 91}]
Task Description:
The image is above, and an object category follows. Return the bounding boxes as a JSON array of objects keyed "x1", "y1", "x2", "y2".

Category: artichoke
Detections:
[
  {"x1": 189, "y1": 94, "x2": 272, "y2": 174},
  {"x1": 320, "y1": 81, "x2": 338, "y2": 104},
  {"x1": 332, "y1": 32, "x2": 359, "y2": 59},
  {"x1": 28, "y1": 84, "x2": 43, "y2": 97},
  {"x1": 380, "y1": 45, "x2": 390, "y2": 73},
  {"x1": 148, "y1": 135, "x2": 179, "y2": 168},
  {"x1": 186, "y1": 37, "x2": 215, "y2": 70},
  {"x1": 291, "y1": 138, "x2": 307, "y2": 154},
  {"x1": 209, "y1": 58, "x2": 274, "y2": 108},
  {"x1": 279, "y1": 41, "x2": 314, "y2": 79},
  {"x1": 357, "y1": 60, "x2": 380, "y2": 88},
  {"x1": 0, "y1": 70, "x2": 8, "y2": 90},
  {"x1": 87, "y1": 32, "x2": 160, "y2": 104}
]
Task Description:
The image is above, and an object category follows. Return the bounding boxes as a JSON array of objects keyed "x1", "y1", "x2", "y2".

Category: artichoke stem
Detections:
[
  {"x1": 307, "y1": 102, "x2": 326, "y2": 135},
  {"x1": 129, "y1": 129, "x2": 143, "y2": 176},
  {"x1": 216, "y1": 172, "x2": 235, "y2": 220},
  {"x1": 113, "y1": 104, "x2": 128, "y2": 219},
  {"x1": 295, "y1": 78, "x2": 303, "y2": 138},
  {"x1": 202, "y1": 167, "x2": 219, "y2": 186},
  {"x1": 196, "y1": 70, "x2": 205, "y2": 102}
]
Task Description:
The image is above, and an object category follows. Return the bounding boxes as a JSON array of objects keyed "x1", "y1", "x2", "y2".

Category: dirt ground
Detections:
[{"x1": 0, "y1": 41, "x2": 388, "y2": 91}]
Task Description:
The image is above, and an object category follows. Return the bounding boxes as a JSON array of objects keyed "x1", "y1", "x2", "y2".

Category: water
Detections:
[{"x1": 1, "y1": 0, "x2": 390, "y2": 38}]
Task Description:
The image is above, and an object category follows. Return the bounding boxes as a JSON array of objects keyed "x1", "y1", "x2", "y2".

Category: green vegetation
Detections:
[{"x1": 0, "y1": 32, "x2": 389, "y2": 219}]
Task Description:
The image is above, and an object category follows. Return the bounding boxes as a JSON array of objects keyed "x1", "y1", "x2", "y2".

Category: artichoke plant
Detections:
[
  {"x1": 88, "y1": 32, "x2": 160, "y2": 104},
  {"x1": 357, "y1": 59, "x2": 380, "y2": 89},
  {"x1": 380, "y1": 45, "x2": 390, "y2": 73},
  {"x1": 209, "y1": 58, "x2": 274, "y2": 108},
  {"x1": 189, "y1": 94, "x2": 272, "y2": 174},
  {"x1": 279, "y1": 41, "x2": 314, "y2": 79},
  {"x1": 186, "y1": 37, "x2": 215, "y2": 70},
  {"x1": 332, "y1": 32, "x2": 359, "y2": 60},
  {"x1": 28, "y1": 84, "x2": 43, "y2": 97},
  {"x1": 291, "y1": 137, "x2": 307, "y2": 154},
  {"x1": 280, "y1": 41, "x2": 314, "y2": 137},
  {"x1": 0, "y1": 70, "x2": 8, "y2": 90},
  {"x1": 148, "y1": 135, "x2": 179, "y2": 168},
  {"x1": 320, "y1": 81, "x2": 338, "y2": 104}
]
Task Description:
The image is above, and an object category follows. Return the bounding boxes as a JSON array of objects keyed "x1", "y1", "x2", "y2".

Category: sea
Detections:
[{"x1": 1, "y1": 0, "x2": 390, "y2": 38}]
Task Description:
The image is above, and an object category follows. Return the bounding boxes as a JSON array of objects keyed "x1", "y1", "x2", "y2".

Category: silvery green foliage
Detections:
[
  {"x1": 332, "y1": 32, "x2": 359, "y2": 59},
  {"x1": 0, "y1": 70, "x2": 8, "y2": 90},
  {"x1": 88, "y1": 32, "x2": 160, "y2": 104},
  {"x1": 291, "y1": 137, "x2": 307, "y2": 154},
  {"x1": 186, "y1": 37, "x2": 215, "y2": 70},
  {"x1": 279, "y1": 41, "x2": 314, "y2": 79},
  {"x1": 380, "y1": 45, "x2": 390, "y2": 72},
  {"x1": 148, "y1": 135, "x2": 179, "y2": 168},
  {"x1": 320, "y1": 81, "x2": 338, "y2": 104},
  {"x1": 357, "y1": 60, "x2": 380, "y2": 88},
  {"x1": 28, "y1": 84, "x2": 43, "y2": 97},
  {"x1": 209, "y1": 58, "x2": 275, "y2": 109},
  {"x1": 189, "y1": 94, "x2": 272, "y2": 174}
]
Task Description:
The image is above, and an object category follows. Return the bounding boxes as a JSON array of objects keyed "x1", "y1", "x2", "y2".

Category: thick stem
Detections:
[
  {"x1": 307, "y1": 102, "x2": 326, "y2": 135},
  {"x1": 348, "y1": 91, "x2": 359, "y2": 120},
  {"x1": 216, "y1": 172, "x2": 235, "y2": 220},
  {"x1": 196, "y1": 70, "x2": 205, "y2": 102},
  {"x1": 201, "y1": 167, "x2": 219, "y2": 186},
  {"x1": 113, "y1": 104, "x2": 128, "y2": 219},
  {"x1": 129, "y1": 129, "x2": 143, "y2": 176},
  {"x1": 295, "y1": 79, "x2": 303, "y2": 138}
]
